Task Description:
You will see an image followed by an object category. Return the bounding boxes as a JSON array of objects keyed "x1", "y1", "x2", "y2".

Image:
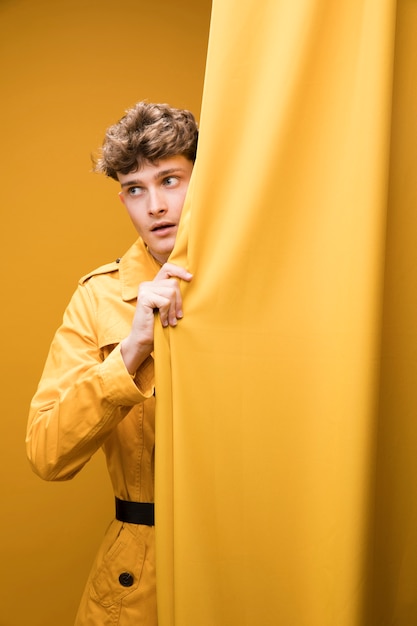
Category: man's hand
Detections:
[{"x1": 120, "y1": 263, "x2": 193, "y2": 375}]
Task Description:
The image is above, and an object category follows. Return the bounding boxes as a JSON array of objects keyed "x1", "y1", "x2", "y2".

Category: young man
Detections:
[{"x1": 26, "y1": 102, "x2": 198, "y2": 625}]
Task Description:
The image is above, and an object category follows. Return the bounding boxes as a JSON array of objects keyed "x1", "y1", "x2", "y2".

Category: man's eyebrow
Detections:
[
  {"x1": 154, "y1": 167, "x2": 186, "y2": 179},
  {"x1": 120, "y1": 179, "x2": 141, "y2": 188},
  {"x1": 120, "y1": 168, "x2": 186, "y2": 188}
]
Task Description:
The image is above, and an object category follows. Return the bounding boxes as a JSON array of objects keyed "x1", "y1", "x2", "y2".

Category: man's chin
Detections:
[{"x1": 147, "y1": 245, "x2": 175, "y2": 265}]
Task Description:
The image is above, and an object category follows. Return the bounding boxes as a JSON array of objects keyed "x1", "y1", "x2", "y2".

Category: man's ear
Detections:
[{"x1": 118, "y1": 191, "x2": 126, "y2": 206}]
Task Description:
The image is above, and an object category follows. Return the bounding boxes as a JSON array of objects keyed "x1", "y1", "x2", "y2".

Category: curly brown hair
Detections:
[{"x1": 94, "y1": 101, "x2": 199, "y2": 180}]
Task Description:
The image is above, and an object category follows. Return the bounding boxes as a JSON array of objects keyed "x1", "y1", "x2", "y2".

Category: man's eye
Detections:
[
  {"x1": 128, "y1": 186, "x2": 142, "y2": 196},
  {"x1": 164, "y1": 176, "x2": 178, "y2": 187}
]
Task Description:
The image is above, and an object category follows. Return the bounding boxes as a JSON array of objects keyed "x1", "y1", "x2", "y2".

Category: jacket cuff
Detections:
[{"x1": 99, "y1": 344, "x2": 154, "y2": 404}]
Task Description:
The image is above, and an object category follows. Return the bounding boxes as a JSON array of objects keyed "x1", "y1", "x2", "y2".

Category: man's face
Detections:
[{"x1": 118, "y1": 155, "x2": 193, "y2": 264}]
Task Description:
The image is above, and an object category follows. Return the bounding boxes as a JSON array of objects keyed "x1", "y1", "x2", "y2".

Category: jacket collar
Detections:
[{"x1": 119, "y1": 238, "x2": 162, "y2": 302}]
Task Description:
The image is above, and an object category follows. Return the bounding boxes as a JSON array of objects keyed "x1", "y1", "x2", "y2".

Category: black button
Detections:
[{"x1": 119, "y1": 572, "x2": 134, "y2": 587}]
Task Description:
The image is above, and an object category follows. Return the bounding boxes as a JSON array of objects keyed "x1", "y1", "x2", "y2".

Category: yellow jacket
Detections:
[{"x1": 27, "y1": 238, "x2": 161, "y2": 625}]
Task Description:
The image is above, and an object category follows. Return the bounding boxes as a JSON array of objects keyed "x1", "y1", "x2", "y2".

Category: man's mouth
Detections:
[{"x1": 151, "y1": 222, "x2": 175, "y2": 233}]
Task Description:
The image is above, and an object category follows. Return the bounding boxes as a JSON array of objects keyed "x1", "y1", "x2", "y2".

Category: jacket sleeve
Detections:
[{"x1": 26, "y1": 281, "x2": 154, "y2": 481}]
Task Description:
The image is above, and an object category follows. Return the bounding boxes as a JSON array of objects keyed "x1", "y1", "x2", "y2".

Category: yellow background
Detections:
[{"x1": 0, "y1": 1, "x2": 211, "y2": 624}]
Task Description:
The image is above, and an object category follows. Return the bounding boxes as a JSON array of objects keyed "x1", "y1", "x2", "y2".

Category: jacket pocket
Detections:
[{"x1": 90, "y1": 523, "x2": 146, "y2": 607}]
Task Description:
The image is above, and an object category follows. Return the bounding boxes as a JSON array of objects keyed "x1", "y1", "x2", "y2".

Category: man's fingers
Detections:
[
  {"x1": 139, "y1": 283, "x2": 182, "y2": 328},
  {"x1": 156, "y1": 298, "x2": 179, "y2": 328},
  {"x1": 156, "y1": 262, "x2": 193, "y2": 282},
  {"x1": 138, "y1": 262, "x2": 193, "y2": 329}
]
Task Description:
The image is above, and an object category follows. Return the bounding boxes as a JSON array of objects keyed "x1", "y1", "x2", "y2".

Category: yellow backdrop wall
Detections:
[{"x1": 0, "y1": 1, "x2": 211, "y2": 624}]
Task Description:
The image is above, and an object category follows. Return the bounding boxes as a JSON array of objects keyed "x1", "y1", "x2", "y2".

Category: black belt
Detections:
[{"x1": 115, "y1": 497, "x2": 155, "y2": 526}]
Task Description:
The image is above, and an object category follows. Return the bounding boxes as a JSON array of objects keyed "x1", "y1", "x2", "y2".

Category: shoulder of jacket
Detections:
[{"x1": 79, "y1": 258, "x2": 122, "y2": 285}]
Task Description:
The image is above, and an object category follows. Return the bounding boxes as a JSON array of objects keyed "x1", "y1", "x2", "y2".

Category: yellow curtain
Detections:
[{"x1": 155, "y1": 0, "x2": 417, "y2": 624}]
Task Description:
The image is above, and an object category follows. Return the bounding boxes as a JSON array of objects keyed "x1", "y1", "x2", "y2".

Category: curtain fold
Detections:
[
  {"x1": 155, "y1": 1, "x2": 417, "y2": 624},
  {"x1": 365, "y1": 2, "x2": 417, "y2": 622}
]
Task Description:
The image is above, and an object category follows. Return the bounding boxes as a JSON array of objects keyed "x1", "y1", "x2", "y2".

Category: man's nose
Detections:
[{"x1": 148, "y1": 188, "x2": 167, "y2": 214}]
